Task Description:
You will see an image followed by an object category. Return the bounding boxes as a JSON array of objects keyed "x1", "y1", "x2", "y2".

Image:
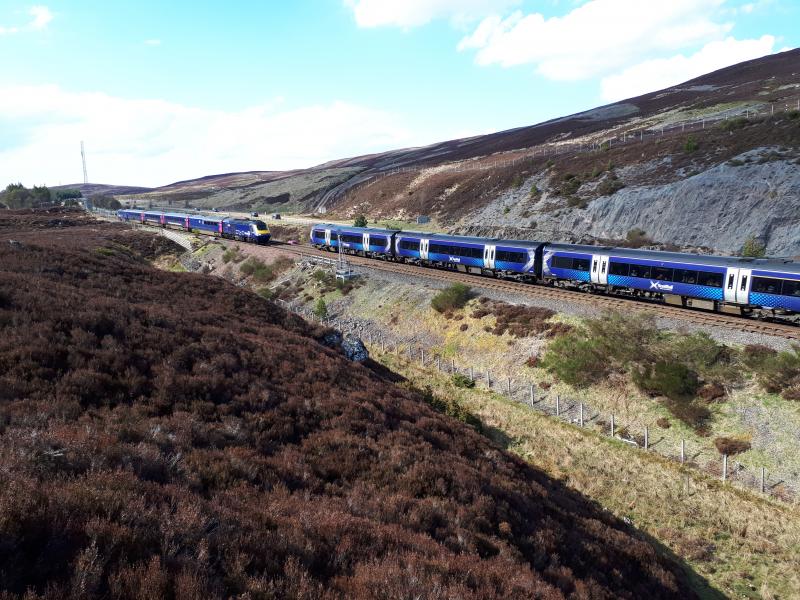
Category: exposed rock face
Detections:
[
  {"x1": 459, "y1": 150, "x2": 800, "y2": 257},
  {"x1": 323, "y1": 331, "x2": 370, "y2": 362}
]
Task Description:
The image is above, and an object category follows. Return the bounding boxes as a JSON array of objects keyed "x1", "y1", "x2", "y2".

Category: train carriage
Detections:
[{"x1": 311, "y1": 224, "x2": 398, "y2": 257}]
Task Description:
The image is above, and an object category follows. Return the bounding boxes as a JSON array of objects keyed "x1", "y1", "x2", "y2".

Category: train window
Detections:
[
  {"x1": 673, "y1": 269, "x2": 698, "y2": 284},
  {"x1": 497, "y1": 250, "x2": 526, "y2": 263},
  {"x1": 399, "y1": 240, "x2": 420, "y2": 251},
  {"x1": 573, "y1": 258, "x2": 591, "y2": 272},
  {"x1": 740, "y1": 275, "x2": 748, "y2": 291},
  {"x1": 601, "y1": 260, "x2": 607, "y2": 275},
  {"x1": 312, "y1": 230, "x2": 325, "y2": 239},
  {"x1": 781, "y1": 280, "x2": 800, "y2": 297},
  {"x1": 628, "y1": 265, "x2": 652, "y2": 279},
  {"x1": 752, "y1": 277, "x2": 780, "y2": 294},
  {"x1": 653, "y1": 267, "x2": 673, "y2": 281},
  {"x1": 592, "y1": 260, "x2": 598, "y2": 273},
  {"x1": 727, "y1": 274, "x2": 735, "y2": 289},
  {"x1": 551, "y1": 256, "x2": 573, "y2": 269},
  {"x1": 370, "y1": 237, "x2": 385, "y2": 246},
  {"x1": 609, "y1": 262, "x2": 630, "y2": 276},
  {"x1": 697, "y1": 271, "x2": 723, "y2": 288},
  {"x1": 340, "y1": 234, "x2": 363, "y2": 244}
]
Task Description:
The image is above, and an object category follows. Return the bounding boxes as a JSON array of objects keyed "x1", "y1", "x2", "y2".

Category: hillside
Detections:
[
  {"x1": 116, "y1": 49, "x2": 800, "y2": 255},
  {"x1": 0, "y1": 209, "x2": 701, "y2": 598}
]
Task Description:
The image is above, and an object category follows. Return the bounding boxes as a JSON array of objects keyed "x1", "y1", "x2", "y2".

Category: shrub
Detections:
[
  {"x1": 740, "y1": 235, "x2": 766, "y2": 258},
  {"x1": 625, "y1": 228, "x2": 650, "y2": 248},
  {"x1": 788, "y1": 110, "x2": 800, "y2": 120},
  {"x1": 431, "y1": 283, "x2": 472, "y2": 313},
  {"x1": 597, "y1": 174, "x2": 625, "y2": 196},
  {"x1": 714, "y1": 437, "x2": 751, "y2": 456},
  {"x1": 353, "y1": 214, "x2": 368, "y2": 227},
  {"x1": 600, "y1": 141, "x2": 610, "y2": 151},
  {"x1": 751, "y1": 345, "x2": 800, "y2": 397},
  {"x1": 683, "y1": 136, "x2": 699, "y2": 153},
  {"x1": 529, "y1": 185, "x2": 541, "y2": 200},
  {"x1": 656, "y1": 417, "x2": 671, "y2": 429},
  {"x1": 452, "y1": 373, "x2": 475, "y2": 389},
  {"x1": 540, "y1": 332, "x2": 607, "y2": 387},
  {"x1": 239, "y1": 256, "x2": 293, "y2": 283},
  {"x1": 313, "y1": 298, "x2": 328, "y2": 319},
  {"x1": 633, "y1": 361, "x2": 699, "y2": 401},
  {"x1": 510, "y1": 173, "x2": 525, "y2": 189},
  {"x1": 719, "y1": 116, "x2": 749, "y2": 131}
]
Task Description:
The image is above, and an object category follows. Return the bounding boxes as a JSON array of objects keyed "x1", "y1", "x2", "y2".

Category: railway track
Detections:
[
  {"x1": 116, "y1": 220, "x2": 800, "y2": 341},
  {"x1": 272, "y1": 242, "x2": 800, "y2": 342}
]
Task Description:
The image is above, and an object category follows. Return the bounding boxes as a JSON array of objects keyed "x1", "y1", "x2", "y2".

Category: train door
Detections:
[
  {"x1": 185, "y1": 216, "x2": 190, "y2": 231},
  {"x1": 362, "y1": 233, "x2": 370, "y2": 252},
  {"x1": 736, "y1": 268, "x2": 751, "y2": 304},
  {"x1": 324, "y1": 229, "x2": 332, "y2": 246},
  {"x1": 590, "y1": 254, "x2": 610, "y2": 285},
  {"x1": 724, "y1": 268, "x2": 752, "y2": 304},
  {"x1": 420, "y1": 239, "x2": 429, "y2": 260},
  {"x1": 483, "y1": 245, "x2": 496, "y2": 269}
]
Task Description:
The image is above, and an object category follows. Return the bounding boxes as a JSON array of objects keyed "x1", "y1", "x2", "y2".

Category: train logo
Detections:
[{"x1": 650, "y1": 281, "x2": 675, "y2": 292}]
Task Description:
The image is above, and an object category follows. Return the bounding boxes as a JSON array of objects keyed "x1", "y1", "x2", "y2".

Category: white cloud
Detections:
[
  {"x1": 344, "y1": 0, "x2": 519, "y2": 28},
  {"x1": 0, "y1": 85, "x2": 428, "y2": 188},
  {"x1": 458, "y1": 0, "x2": 733, "y2": 80},
  {"x1": 143, "y1": 39, "x2": 161, "y2": 46},
  {"x1": 29, "y1": 5, "x2": 53, "y2": 29},
  {"x1": 600, "y1": 35, "x2": 775, "y2": 101},
  {"x1": 0, "y1": 4, "x2": 53, "y2": 35}
]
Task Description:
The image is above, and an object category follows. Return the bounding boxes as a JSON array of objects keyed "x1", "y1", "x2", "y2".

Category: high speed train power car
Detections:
[
  {"x1": 117, "y1": 209, "x2": 271, "y2": 244},
  {"x1": 310, "y1": 223, "x2": 800, "y2": 317}
]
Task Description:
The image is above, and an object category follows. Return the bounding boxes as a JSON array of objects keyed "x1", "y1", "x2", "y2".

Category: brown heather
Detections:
[{"x1": 0, "y1": 210, "x2": 697, "y2": 599}]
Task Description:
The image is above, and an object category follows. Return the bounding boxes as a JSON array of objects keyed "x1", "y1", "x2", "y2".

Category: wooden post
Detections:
[
  {"x1": 451, "y1": 358, "x2": 455, "y2": 374},
  {"x1": 760, "y1": 467, "x2": 766, "y2": 494},
  {"x1": 486, "y1": 370, "x2": 491, "y2": 388},
  {"x1": 644, "y1": 427, "x2": 649, "y2": 450},
  {"x1": 420, "y1": 348, "x2": 424, "y2": 366},
  {"x1": 611, "y1": 414, "x2": 615, "y2": 437},
  {"x1": 722, "y1": 455, "x2": 728, "y2": 482},
  {"x1": 681, "y1": 439, "x2": 685, "y2": 464},
  {"x1": 507, "y1": 378, "x2": 511, "y2": 394},
  {"x1": 436, "y1": 356, "x2": 441, "y2": 371},
  {"x1": 469, "y1": 366, "x2": 474, "y2": 381},
  {"x1": 530, "y1": 384, "x2": 535, "y2": 406},
  {"x1": 555, "y1": 395, "x2": 560, "y2": 417},
  {"x1": 579, "y1": 403, "x2": 584, "y2": 427}
]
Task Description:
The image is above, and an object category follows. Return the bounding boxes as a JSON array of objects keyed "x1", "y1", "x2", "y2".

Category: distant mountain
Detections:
[
  {"x1": 115, "y1": 49, "x2": 800, "y2": 255},
  {"x1": 52, "y1": 183, "x2": 153, "y2": 197}
]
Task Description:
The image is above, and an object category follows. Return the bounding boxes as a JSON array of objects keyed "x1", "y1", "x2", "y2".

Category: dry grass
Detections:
[{"x1": 375, "y1": 350, "x2": 800, "y2": 599}]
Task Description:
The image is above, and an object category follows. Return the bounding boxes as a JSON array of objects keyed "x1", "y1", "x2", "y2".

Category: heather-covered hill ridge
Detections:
[
  {"x1": 116, "y1": 50, "x2": 800, "y2": 254},
  {"x1": 0, "y1": 209, "x2": 702, "y2": 598}
]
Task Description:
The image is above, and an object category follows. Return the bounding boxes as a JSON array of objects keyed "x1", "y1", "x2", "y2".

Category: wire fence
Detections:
[{"x1": 279, "y1": 288, "x2": 800, "y2": 505}]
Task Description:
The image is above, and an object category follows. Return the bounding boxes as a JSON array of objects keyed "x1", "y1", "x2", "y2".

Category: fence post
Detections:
[
  {"x1": 420, "y1": 348, "x2": 424, "y2": 366},
  {"x1": 611, "y1": 414, "x2": 615, "y2": 437},
  {"x1": 760, "y1": 467, "x2": 766, "y2": 494},
  {"x1": 506, "y1": 378, "x2": 511, "y2": 394},
  {"x1": 579, "y1": 402, "x2": 584, "y2": 427},
  {"x1": 486, "y1": 370, "x2": 491, "y2": 388},
  {"x1": 469, "y1": 366, "x2": 474, "y2": 382},
  {"x1": 530, "y1": 384, "x2": 535, "y2": 406},
  {"x1": 436, "y1": 356, "x2": 441, "y2": 372},
  {"x1": 644, "y1": 426, "x2": 649, "y2": 450},
  {"x1": 722, "y1": 455, "x2": 728, "y2": 482},
  {"x1": 681, "y1": 439, "x2": 685, "y2": 464},
  {"x1": 555, "y1": 395, "x2": 560, "y2": 417}
]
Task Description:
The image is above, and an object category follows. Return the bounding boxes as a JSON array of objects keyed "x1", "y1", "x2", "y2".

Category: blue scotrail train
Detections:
[{"x1": 310, "y1": 223, "x2": 800, "y2": 318}]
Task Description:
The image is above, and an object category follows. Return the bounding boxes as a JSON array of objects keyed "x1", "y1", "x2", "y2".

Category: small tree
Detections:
[
  {"x1": 314, "y1": 298, "x2": 328, "y2": 319},
  {"x1": 684, "y1": 136, "x2": 699, "y2": 153},
  {"x1": 741, "y1": 235, "x2": 766, "y2": 258},
  {"x1": 353, "y1": 215, "x2": 368, "y2": 228}
]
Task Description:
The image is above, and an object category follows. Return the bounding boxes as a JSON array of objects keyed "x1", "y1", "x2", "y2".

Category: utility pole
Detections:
[{"x1": 80, "y1": 141, "x2": 88, "y2": 184}]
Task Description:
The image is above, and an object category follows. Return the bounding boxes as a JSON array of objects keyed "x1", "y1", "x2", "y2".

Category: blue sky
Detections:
[{"x1": 0, "y1": 0, "x2": 797, "y2": 187}]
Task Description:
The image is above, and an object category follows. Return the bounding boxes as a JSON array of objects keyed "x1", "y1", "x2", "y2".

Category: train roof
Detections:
[
  {"x1": 547, "y1": 243, "x2": 800, "y2": 273},
  {"x1": 321, "y1": 224, "x2": 401, "y2": 235},
  {"x1": 399, "y1": 231, "x2": 545, "y2": 248}
]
